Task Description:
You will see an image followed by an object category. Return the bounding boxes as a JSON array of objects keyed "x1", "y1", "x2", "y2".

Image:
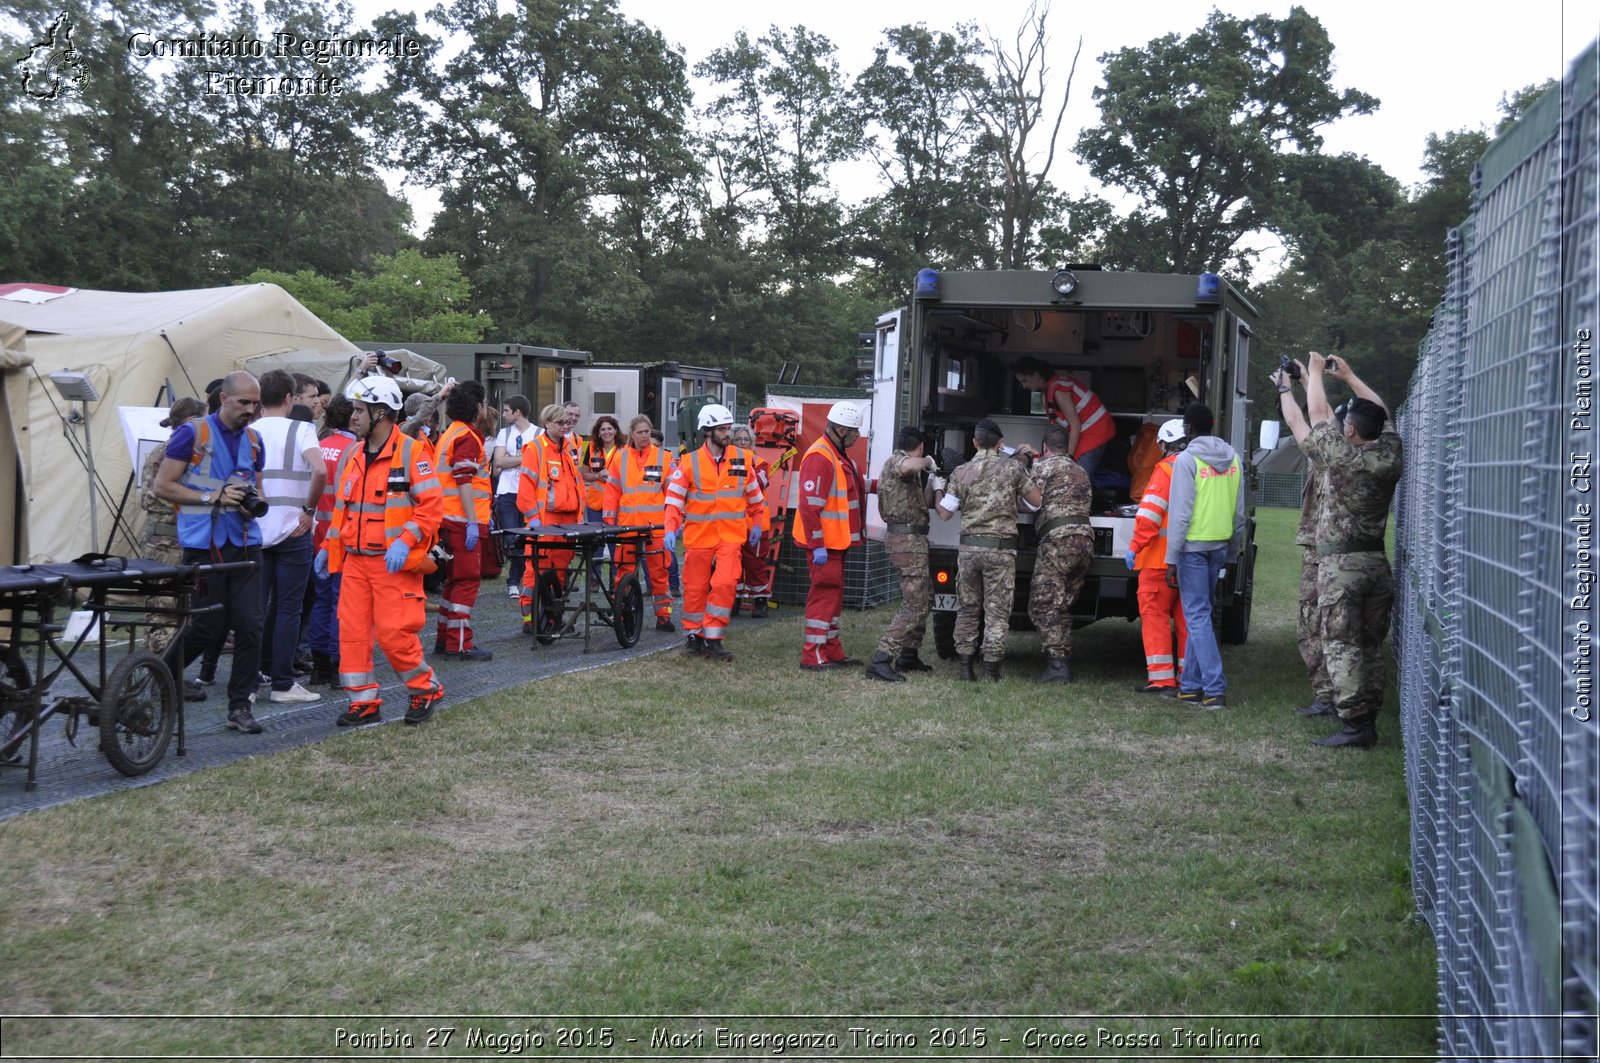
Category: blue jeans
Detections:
[
  {"x1": 308, "y1": 569, "x2": 341, "y2": 656},
  {"x1": 1176, "y1": 546, "x2": 1227, "y2": 696},
  {"x1": 494, "y1": 492, "x2": 525, "y2": 588},
  {"x1": 260, "y1": 530, "x2": 313, "y2": 690},
  {"x1": 1077, "y1": 442, "x2": 1107, "y2": 482}
]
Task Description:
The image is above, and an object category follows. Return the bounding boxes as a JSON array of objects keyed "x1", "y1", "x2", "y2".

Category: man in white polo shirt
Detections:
[{"x1": 490, "y1": 394, "x2": 537, "y2": 597}]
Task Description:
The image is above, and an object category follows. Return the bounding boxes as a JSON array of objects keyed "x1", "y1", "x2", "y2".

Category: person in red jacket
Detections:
[
  {"x1": 433, "y1": 380, "x2": 494, "y2": 660},
  {"x1": 1123, "y1": 418, "x2": 1190, "y2": 693},
  {"x1": 1014, "y1": 356, "x2": 1116, "y2": 480},
  {"x1": 307, "y1": 395, "x2": 360, "y2": 687},
  {"x1": 728, "y1": 423, "x2": 775, "y2": 616},
  {"x1": 794, "y1": 401, "x2": 868, "y2": 671}
]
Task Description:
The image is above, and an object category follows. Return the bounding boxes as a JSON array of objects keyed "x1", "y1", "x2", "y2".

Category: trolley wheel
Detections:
[
  {"x1": 533, "y1": 569, "x2": 565, "y2": 646},
  {"x1": 1, "y1": 646, "x2": 34, "y2": 765},
  {"x1": 98, "y1": 650, "x2": 176, "y2": 777},
  {"x1": 613, "y1": 574, "x2": 644, "y2": 649}
]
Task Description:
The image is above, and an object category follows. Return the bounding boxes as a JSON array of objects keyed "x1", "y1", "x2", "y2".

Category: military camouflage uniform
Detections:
[
  {"x1": 1296, "y1": 468, "x2": 1335, "y2": 705},
  {"x1": 1301, "y1": 421, "x2": 1403, "y2": 722},
  {"x1": 1027, "y1": 454, "x2": 1094, "y2": 660},
  {"x1": 947, "y1": 449, "x2": 1033, "y2": 663},
  {"x1": 874, "y1": 449, "x2": 932, "y2": 658},
  {"x1": 137, "y1": 442, "x2": 183, "y2": 653}
]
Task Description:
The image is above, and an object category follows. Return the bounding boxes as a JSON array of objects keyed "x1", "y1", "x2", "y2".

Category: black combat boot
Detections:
[
  {"x1": 1313, "y1": 714, "x2": 1378, "y2": 748},
  {"x1": 864, "y1": 652, "x2": 905, "y2": 683},
  {"x1": 1035, "y1": 657, "x2": 1072, "y2": 684},
  {"x1": 894, "y1": 648, "x2": 933, "y2": 673},
  {"x1": 308, "y1": 652, "x2": 337, "y2": 688},
  {"x1": 981, "y1": 659, "x2": 1002, "y2": 681},
  {"x1": 1296, "y1": 698, "x2": 1335, "y2": 718},
  {"x1": 957, "y1": 654, "x2": 977, "y2": 681}
]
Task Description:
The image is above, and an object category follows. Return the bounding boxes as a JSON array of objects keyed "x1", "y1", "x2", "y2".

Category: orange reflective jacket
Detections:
[
  {"x1": 664, "y1": 444, "x2": 768, "y2": 548},
  {"x1": 518, "y1": 432, "x2": 582, "y2": 525},
  {"x1": 1127, "y1": 454, "x2": 1177, "y2": 570},
  {"x1": 435, "y1": 420, "x2": 492, "y2": 525},
  {"x1": 603, "y1": 444, "x2": 673, "y2": 526},
  {"x1": 325, "y1": 428, "x2": 442, "y2": 573},
  {"x1": 793, "y1": 436, "x2": 863, "y2": 551},
  {"x1": 581, "y1": 440, "x2": 616, "y2": 513}
]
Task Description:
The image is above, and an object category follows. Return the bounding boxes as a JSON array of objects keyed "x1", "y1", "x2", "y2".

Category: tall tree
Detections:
[
  {"x1": 964, "y1": 1, "x2": 1078, "y2": 269},
  {"x1": 696, "y1": 25, "x2": 860, "y2": 277},
  {"x1": 1076, "y1": 6, "x2": 1378, "y2": 276},
  {"x1": 849, "y1": 23, "x2": 994, "y2": 300},
  {"x1": 374, "y1": 0, "x2": 694, "y2": 344}
]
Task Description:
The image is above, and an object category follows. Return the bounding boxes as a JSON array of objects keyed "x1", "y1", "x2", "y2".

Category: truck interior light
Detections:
[{"x1": 1050, "y1": 269, "x2": 1078, "y2": 296}]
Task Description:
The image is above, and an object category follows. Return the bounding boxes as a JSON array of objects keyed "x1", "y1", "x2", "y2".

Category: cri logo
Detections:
[{"x1": 17, "y1": 14, "x2": 87, "y2": 101}]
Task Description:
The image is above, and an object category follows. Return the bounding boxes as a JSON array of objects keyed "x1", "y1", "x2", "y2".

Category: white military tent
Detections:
[{"x1": 0, "y1": 282, "x2": 445, "y2": 564}]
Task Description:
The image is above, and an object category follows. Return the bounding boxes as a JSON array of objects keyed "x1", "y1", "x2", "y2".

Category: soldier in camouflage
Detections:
[
  {"x1": 866, "y1": 427, "x2": 939, "y2": 682},
  {"x1": 1018, "y1": 424, "x2": 1094, "y2": 683},
  {"x1": 934, "y1": 419, "x2": 1043, "y2": 680},
  {"x1": 1273, "y1": 353, "x2": 1403, "y2": 748},
  {"x1": 1293, "y1": 453, "x2": 1336, "y2": 718},
  {"x1": 139, "y1": 398, "x2": 207, "y2": 658}
]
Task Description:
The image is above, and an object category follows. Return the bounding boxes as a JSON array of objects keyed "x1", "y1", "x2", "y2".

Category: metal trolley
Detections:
[
  {"x1": 506, "y1": 523, "x2": 663, "y2": 652},
  {"x1": 0, "y1": 556, "x2": 252, "y2": 791}
]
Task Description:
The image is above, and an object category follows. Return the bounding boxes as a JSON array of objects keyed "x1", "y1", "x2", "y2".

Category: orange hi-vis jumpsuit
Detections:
[
  {"x1": 435, "y1": 419, "x2": 492, "y2": 653},
  {"x1": 517, "y1": 432, "x2": 583, "y2": 624},
  {"x1": 1127, "y1": 452, "x2": 1189, "y2": 688},
  {"x1": 324, "y1": 428, "x2": 444, "y2": 711},
  {"x1": 604, "y1": 442, "x2": 675, "y2": 622},
  {"x1": 664, "y1": 444, "x2": 768, "y2": 641},
  {"x1": 736, "y1": 450, "x2": 775, "y2": 608},
  {"x1": 793, "y1": 435, "x2": 865, "y2": 666}
]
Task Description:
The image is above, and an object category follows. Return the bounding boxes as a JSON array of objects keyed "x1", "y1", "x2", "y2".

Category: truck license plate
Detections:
[{"x1": 933, "y1": 594, "x2": 957, "y2": 611}]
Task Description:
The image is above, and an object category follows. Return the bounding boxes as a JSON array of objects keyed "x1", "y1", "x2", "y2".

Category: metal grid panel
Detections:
[{"x1": 1395, "y1": 45, "x2": 1599, "y2": 1060}]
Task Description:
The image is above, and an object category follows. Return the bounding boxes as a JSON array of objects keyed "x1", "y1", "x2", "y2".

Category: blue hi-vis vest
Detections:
[{"x1": 176, "y1": 414, "x2": 263, "y2": 549}]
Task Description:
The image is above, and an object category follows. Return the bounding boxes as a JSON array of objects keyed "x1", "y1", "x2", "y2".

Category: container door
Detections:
[
  {"x1": 661, "y1": 377, "x2": 683, "y2": 449},
  {"x1": 865, "y1": 308, "x2": 904, "y2": 539}
]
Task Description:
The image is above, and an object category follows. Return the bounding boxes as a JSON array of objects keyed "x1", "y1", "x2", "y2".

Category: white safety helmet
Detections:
[
  {"x1": 697, "y1": 403, "x2": 735, "y2": 430},
  {"x1": 827, "y1": 400, "x2": 864, "y2": 430},
  {"x1": 1157, "y1": 419, "x2": 1187, "y2": 445},
  {"x1": 346, "y1": 375, "x2": 404, "y2": 412}
]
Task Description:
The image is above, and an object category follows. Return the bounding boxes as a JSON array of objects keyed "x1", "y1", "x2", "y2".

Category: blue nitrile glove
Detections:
[
  {"x1": 748, "y1": 526, "x2": 762, "y2": 548},
  {"x1": 384, "y1": 540, "x2": 410, "y2": 573},
  {"x1": 1124, "y1": 549, "x2": 1137, "y2": 571},
  {"x1": 314, "y1": 549, "x2": 330, "y2": 580},
  {"x1": 811, "y1": 547, "x2": 828, "y2": 566},
  {"x1": 465, "y1": 523, "x2": 479, "y2": 552},
  {"x1": 663, "y1": 530, "x2": 677, "y2": 553}
]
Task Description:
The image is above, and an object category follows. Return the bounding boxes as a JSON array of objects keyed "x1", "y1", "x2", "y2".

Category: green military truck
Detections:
[{"x1": 862, "y1": 267, "x2": 1262, "y2": 656}]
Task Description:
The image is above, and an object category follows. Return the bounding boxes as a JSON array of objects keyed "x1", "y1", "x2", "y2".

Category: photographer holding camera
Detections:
[
  {"x1": 1272, "y1": 352, "x2": 1403, "y2": 748},
  {"x1": 153, "y1": 371, "x2": 270, "y2": 734}
]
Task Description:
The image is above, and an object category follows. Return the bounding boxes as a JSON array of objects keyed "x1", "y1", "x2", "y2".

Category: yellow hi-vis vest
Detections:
[{"x1": 1189, "y1": 455, "x2": 1241, "y2": 542}]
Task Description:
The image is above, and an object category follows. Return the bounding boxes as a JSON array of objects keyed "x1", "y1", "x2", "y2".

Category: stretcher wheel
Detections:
[
  {"x1": 1, "y1": 647, "x2": 34, "y2": 765},
  {"x1": 613, "y1": 574, "x2": 643, "y2": 649},
  {"x1": 98, "y1": 650, "x2": 175, "y2": 777},
  {"x1": 533, "y1": 570, "x2": 565, "y2": 646}
]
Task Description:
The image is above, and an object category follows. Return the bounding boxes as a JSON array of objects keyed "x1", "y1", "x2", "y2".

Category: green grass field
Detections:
[{"x1": 0, "y1": 508, "x2": 1436, "y2": 1058}]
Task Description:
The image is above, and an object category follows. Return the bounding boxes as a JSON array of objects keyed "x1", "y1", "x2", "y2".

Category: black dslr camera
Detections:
[
  {"x1": 373, "y1": 350, "x2": 403, "y2": 375},
  {"x1": 236, "y1": 486, "x2": 269, "y2": 519},
  {"x1": 1277, "y1": 354, "x2": 1301, "y2": 382}
]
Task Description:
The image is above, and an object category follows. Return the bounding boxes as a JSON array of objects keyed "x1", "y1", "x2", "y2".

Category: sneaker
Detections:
[
  {"x1": 197, "y1": 668, "x2": 217, "y2": 685},
  {"x1": 269, "y1": 682, "x2": 320, "y2": 704},
  {"x1": 183, "y1": 678, "x2": 206, "y2": 702},
  {"x1": 226, "y1": 707, "x2": 264, "y2": 734},
  {"x1": 404, "y1": 686, "x2": 444, "y2": 726},
  {"x1": 1170, "y1": 689, "x2": 1203, "y2": 702},
  {"x1": 337, "y1": 701, "x2": 382, "y2": 727},
  {"x1": 507, "y1": 583, "x2": 520, "y2": 599},
  {"x1": 656, "y1": 618, "x2": 676, "y2": 633},
  {"x1": 1198, "y1": 694, "x2": 1227, "y2": 710}
]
